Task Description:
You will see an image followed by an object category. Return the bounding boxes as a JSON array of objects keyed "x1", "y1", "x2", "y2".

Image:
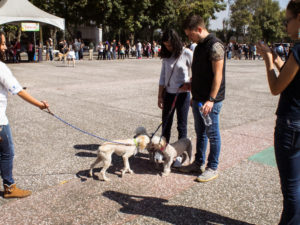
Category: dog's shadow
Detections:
[
  {"x1": 74, "y1": 144, "x2": 100, "y2": 158},
  {"x1": 103, "y1": 190, "x2": 254, "y2": 225},
  {"x1": 74, "y1": 144, "x2": 159, "y2": 181}
]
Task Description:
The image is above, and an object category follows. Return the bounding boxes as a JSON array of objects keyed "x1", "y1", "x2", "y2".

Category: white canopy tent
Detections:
[{"x1": 0, "y1": 0, "x2": 65, "y2": 30}]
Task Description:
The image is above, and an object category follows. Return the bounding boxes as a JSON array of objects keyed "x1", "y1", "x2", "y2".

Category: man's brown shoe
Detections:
[
  {"x1": 4, "y1": 184, "x2": 32, "y2": 198},
  {"x1": 179, "y1": 162, "x2": 205, "y2": 174}
]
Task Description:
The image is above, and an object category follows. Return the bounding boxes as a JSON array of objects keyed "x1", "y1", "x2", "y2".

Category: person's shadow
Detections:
[{"x1": 103, "y1": 191, "x2": 254, "y2": 225}]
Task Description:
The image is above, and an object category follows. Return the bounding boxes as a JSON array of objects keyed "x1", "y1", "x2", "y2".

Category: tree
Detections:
[
  {"x1": 178, "y1": 0, "x2": 226, "y2": 28},
  {"x1": 229, "y1": 0, "x2": 286, "y2": 43},
  {"x1": 230, "y1": 0, "x2": 253, "y2": 39},
  {"x1": 250, "y1": 0, "x2": 285, "y2": 43},
  {"x1": 30, "y1": 0, "x2": 88, "y2": 38}
]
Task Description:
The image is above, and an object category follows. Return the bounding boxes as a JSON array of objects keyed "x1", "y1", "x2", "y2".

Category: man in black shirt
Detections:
[{"x1": 180, "y1": 15, "x2": 226, "y2": 182}]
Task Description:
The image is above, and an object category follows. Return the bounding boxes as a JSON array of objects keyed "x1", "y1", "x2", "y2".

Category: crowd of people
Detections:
[
  {"x1": 2, "y1": 38, "x2": 162, "y2": 65},
  {"x1": 225, "y1": 42, "x2": 291, "y2": 61},
  {"x1": 50, "y1": 38, "x2": 161, "y2": 63}
]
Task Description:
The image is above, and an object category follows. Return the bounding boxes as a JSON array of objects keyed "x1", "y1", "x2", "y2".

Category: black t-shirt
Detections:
[
  {"x1": 191, "y1": 34, "x2": 226, "y2": 102},
  {"x1": 276, "y1": 42, "x2": 300, "y2": 119}
]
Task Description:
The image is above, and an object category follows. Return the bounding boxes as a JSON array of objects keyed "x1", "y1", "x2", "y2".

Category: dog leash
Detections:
[
  {"x1": 43, "y1": 108, "x2": 134, "y2": 146},
  {"x1": 151, "y1": 85, "x2": 184, "y2": 140}
]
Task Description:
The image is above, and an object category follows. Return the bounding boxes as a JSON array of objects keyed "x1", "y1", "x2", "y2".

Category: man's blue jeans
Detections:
[
  {"x1": 192, "y1": 100, "x2": 222, "y2": 170},
  {"x1": 275, "y1": 118, "x2": 300, "y2": 225},
  {"x1": 0, "y1": 124, "x2": 15, "y2": 186}
]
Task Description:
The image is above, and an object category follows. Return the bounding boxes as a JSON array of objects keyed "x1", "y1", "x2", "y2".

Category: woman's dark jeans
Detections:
[
  {"x1": 275, "y1": 118, "x2": 300, "y2": 225},
  {"x1": 0, "y1": 124, "x2": 15, "y2": 186},
  {"x1": 162, "y1": 92, "x2": 190, "y2": 143}
]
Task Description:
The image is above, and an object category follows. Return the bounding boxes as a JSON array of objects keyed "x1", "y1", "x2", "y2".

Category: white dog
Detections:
[
  {"x1": 149, "y1": 136, "x2": 193, "y2": 176},
  {"x1": 89, "y1": 127, "x2": 150, "y2": 181}
]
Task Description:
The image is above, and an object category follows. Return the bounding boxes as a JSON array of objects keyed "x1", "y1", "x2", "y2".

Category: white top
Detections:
[
  {"x1": 190, "y1": 43, "x2": 197, "y2": 52},
  {"x1": 97, "y1": 44, "x2": 104, "y2": 52},
  {"x1": 137, "y1": 42, "x2": 142, "y2": 51},
  {"x1": 159, "y1": 48, "x2": 193, "y2": 94},
  {"x1": 0, "y1": 62, "x2": 22, "y2": 125}
]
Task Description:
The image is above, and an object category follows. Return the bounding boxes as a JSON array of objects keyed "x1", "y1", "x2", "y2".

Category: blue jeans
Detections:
[
  {"x1": 192, "y1": 100, "x2": 222, "y2": 170},
  {"x1": 49, "y1": 49, "x2": 53, "y2": 61},
  {"x1": 275, "y1": 118, "x2": 300, "y2": 225},
  {"x1": 0, "y1": 124, "x2": 15, "y2": 186},
  {"x1": 162, "y1": 92, "x2": 190, "y2": 143}
]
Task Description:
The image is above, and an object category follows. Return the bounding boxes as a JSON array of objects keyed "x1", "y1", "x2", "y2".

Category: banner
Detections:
[{"x1": 21, "y1": 23, "x2": 40, "y2": 32}]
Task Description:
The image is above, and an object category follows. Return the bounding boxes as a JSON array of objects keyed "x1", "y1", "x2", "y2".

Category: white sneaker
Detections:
[
  {"x1": 196, "y1": 168, "x2": 218, "y2": 182},
  {"x1": 172, "y1": 156, "x2": 182, "y2": 168},
  {"x1": 154, "y1": 152, "x2": 164, "y2": 163}
]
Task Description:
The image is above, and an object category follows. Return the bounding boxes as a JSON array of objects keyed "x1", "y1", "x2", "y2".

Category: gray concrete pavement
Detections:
[{"x1": 0, "y1": 58, "x2": 281, "y2": 224}]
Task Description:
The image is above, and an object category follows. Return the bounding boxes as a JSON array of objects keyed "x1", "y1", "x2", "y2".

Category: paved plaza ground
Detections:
[{"x1": 0, "y1": 58, "x2": 281, "y2": 225}]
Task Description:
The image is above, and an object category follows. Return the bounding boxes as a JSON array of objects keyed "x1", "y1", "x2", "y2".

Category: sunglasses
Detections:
[{"x1": 284, "y1": 16, "x2": 295, "y2": 27}]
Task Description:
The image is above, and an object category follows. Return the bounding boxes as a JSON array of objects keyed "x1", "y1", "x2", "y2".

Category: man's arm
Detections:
[{"x1": 202, "y1": 42, "x2": 225, "y2": 116}]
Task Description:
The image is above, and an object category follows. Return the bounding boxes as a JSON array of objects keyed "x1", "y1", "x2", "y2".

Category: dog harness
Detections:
[{"x1": 133, "y1": 139, "x2": 138, "y2": 148}]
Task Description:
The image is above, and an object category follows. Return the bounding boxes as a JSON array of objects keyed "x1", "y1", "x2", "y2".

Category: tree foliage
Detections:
[
  {"x1": 229, "y1": 0, "x2": 286, "y2": 43},
  {"x1": 27, "y1": 0, "x2": 226, "y2": 41}
]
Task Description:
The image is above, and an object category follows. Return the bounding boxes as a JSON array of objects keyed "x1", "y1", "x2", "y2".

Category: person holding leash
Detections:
[
  {"x1": 0, "y1": 32, "x2": 49, "y2": 198},
  {"x1": 257, "y1": 1, "x2": 300, "y2": 224},
  {"x1": 158, "y1": 29, "x2": 193, "y2": 146}
]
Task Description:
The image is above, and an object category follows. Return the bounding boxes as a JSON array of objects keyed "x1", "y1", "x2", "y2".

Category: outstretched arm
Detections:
[{"x1": 17, "y1": 90, "x2": 49, "y2": 110}]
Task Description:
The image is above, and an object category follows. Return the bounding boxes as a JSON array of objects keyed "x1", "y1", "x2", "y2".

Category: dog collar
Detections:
[{"x1": 160, "y1": 146, "x2": 165, "y2": 152}]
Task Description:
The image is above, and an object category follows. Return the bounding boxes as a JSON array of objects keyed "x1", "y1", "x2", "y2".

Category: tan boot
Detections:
[{"x1": 4, "y1": 184, "x2": 31, "y2": 198}]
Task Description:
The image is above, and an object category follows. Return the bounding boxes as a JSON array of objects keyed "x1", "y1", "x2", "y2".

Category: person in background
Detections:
[
  {"x1": 45, "y1": 40, "x2": 50, "y2": 61},
  {"x1": 0, "y1": 32, "x2": 49, "y2": 198},
  {"x1": 97, "y1": 41, "x2": 104, "y2": 60},
  {"x1": 14, "y1": 39, "x2": 21, "y2": 62},
  {"x1": 257, "y1": 1, "x2": 300, "y2": 224},
  {"x1": 88, "y1": 41, "x2": 94, "y2": 60},
  {"x1": 49, "y1": 38, "x2": 53, "y2": 61}
]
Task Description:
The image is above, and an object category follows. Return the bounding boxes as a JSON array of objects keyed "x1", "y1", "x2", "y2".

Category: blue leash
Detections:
[{"x1": 43, "y1": 109, "x2": 133, "y2": 146}]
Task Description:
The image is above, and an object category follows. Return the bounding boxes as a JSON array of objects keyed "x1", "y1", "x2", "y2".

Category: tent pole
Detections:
[
  {"x1": 39, "y1": 24, "x2": 43, "y2": 44},
  {"x1": 34, "y1": 31, "x2": 36, "y2": 61}
]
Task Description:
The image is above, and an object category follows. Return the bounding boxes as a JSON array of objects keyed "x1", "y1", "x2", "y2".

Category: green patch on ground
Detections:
[{"x1": 248, "y1": 147, "x2": 276, "y2": 167}]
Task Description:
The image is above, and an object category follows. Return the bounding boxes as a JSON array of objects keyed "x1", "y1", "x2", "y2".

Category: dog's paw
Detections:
[
  {"x1": 121, "y1": 171, "x2": 126, "y2": 177},
  {"x1": 102, "y1": 176, "x2": 110, "y2": 182},
  {"x1": 161, "y1": 171, "x2": 170, "y2": 177},
  {"x1": 128, "y1": 169, "x2": 134, "y2": 174}
]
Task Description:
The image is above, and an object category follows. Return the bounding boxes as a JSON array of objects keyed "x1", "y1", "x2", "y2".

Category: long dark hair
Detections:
[
  {"x1": 160, "y1": 29, "x2": 183, "y2": 59},
  {"x1": 287, "y1": 0, "x2": 300, "y2": 17}
]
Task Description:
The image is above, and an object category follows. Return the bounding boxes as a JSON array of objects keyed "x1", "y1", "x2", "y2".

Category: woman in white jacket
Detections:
[{"x1": 0, "y1": 32, "x2": 49, "y2": 198}]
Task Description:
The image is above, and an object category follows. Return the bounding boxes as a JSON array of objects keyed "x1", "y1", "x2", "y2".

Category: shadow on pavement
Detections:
[
  {"x1": 75, "y1": 152, "x2": 160, "y2": 182},
  {"x1": 103, "y1": 190, "x2": 254, "y2": 225},
  {"x1": 73, "y1": 144, "x2": 100, "y2": 151}
]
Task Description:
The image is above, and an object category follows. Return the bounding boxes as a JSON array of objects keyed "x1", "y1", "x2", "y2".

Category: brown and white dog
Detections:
[
  {"x1": 89, "y1": 127, "x2": 150, "y2": 181},
  {"x1": 148, "y1": 136, "x2": 193, "y2": 176}
]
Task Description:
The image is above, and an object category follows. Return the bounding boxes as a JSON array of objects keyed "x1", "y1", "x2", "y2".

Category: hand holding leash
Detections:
[{"x1": 40, "y1": 101, "x2": 49, "y2": 110}]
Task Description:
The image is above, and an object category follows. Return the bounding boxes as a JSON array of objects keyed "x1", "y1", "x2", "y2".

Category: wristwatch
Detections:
[{"x1": 209, "y1": 96, "x2": 216, "y2": 102}]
